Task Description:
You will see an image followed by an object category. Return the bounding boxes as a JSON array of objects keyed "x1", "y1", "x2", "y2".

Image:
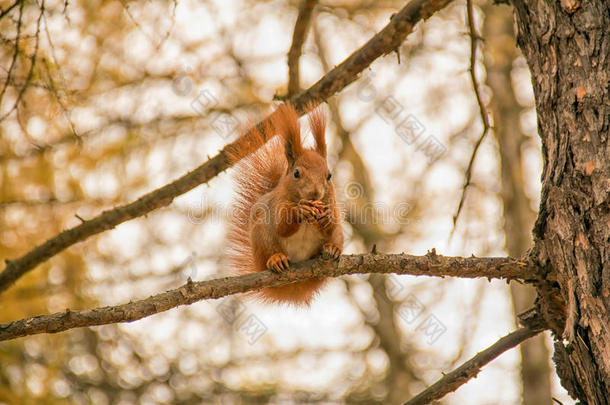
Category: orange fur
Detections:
[
  {"x1": 274, "y1": 103, "x2": 303, "y2": 165},
  {"x1": 308, "y1": 106, "x2": 327, "y2": 157},
  {"x1": 226, "y1": 104, "x2": 343, "y2": 306}
]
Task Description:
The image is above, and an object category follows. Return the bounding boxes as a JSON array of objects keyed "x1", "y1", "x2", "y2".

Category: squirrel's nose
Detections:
[{"x1": 308, "y1": 188, "x2": 323, "y2": 200}]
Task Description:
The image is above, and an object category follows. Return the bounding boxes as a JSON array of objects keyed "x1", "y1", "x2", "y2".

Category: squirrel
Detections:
[{"x1": 226, "y1": 103, "x2": 343, "y2": 306}]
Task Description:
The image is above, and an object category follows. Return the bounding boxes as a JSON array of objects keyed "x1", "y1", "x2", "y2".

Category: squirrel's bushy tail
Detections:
[
  {"x1": 226, "y1": 114, "x2": 325, "y2": 306},
  {"x1": 226, "y1": 129, "x2": 284, "y2": 281}
]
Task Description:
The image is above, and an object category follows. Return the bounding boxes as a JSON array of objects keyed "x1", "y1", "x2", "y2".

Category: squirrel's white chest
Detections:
[{"x1": 280, "y1": 223, "x2": 324, "y2": 262}]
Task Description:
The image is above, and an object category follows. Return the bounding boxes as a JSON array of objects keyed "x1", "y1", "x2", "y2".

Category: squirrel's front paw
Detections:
[
  {"x1": 316, "y1": 208, "x2": 333, "y2": 231},
  {"x1": 321, "y1": 243, "x2": 341, "y2": 260},
  {"x1": 267, "y1": 253, "x2": 290, "y2": 272},
  {"x1": 298, "y1": 199, "x2": 323, "y2": 224}
]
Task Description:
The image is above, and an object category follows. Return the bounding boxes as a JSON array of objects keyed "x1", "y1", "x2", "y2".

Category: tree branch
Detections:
[
  {"x1": 287, "y1": 0, "x2": 317, "y2": 97},
  {"x1": 0, "y1": 0, "x2": 24, "y2": 109},
  {"x1": 0, "y1": 0, "x2": 44, "y2": 123},
  {"x1": 403, "y1": 308, "x2": 548, "y2": 405},
  {"x1": 450, "y1": 0, "x2": 491, "y2": 239},
  {"x1": 0, "y1": 0, "x2": 455, "y2": 295},
  {"x1": 0, "y1": 252, "x2": 532, "y2": 341},
  {"x1": 0, "y1": 0, "x2": 22, "y2": 21}
]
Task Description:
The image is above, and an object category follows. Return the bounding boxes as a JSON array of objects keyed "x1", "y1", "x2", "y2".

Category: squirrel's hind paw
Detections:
[
  {"x1": 322, "y1": 243, "x2": 341, "y2": 261},
  {"x1": 267, "y1": 253, "x2": 290, "y2": 272}
]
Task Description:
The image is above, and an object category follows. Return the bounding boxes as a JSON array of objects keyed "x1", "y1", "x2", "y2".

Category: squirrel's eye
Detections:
[
  {"x1": 294, "y1": 169, "x2": 300, "y2": 179},
  {"x1": 326, "y1": 172, "x2": 332, "y2": 181}
]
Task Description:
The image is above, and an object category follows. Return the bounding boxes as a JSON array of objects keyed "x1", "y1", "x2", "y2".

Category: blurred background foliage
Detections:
[{"x1": 0, "y1": 0, "x2": 569, "y2": 404}]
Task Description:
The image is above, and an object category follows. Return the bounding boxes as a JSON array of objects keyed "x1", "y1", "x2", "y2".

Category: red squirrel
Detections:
[{"x1": 227, "y1": 104, "x2": 343, "y2": 305}]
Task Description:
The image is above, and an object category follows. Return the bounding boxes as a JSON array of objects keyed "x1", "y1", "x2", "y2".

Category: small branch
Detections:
[
  {"x1": 403, "y1": 309, "x2": 547, "y2": 405},
  {"x1": 0, "y1": 0, "x2": 455, "y2": 295},
  {"x1": 0, "y1": 253, "x2": 533, "y2": 341},
  {"x1": 0, "y1": 0, "x2": 21, "y2": 21},
  {"x1": 0, "y1": 0, "x2": 45, "y2": 122},
  {"x1": 450, "y1": 0, "x2": 492, "y2": 239},
  {"x1": 287, "y1": 0, "x2": 317, "y2": 97},
  {"x1": 0, "y1": 0, "x2": 24, "y2": 110}
]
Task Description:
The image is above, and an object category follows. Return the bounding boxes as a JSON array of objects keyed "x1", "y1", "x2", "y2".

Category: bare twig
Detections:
[
  {"x1": 450, "y1": 0, "x2": 492, "y2": 240},
  {"x1": 0, "y1": 0, "x2": 45, "y2": 122},
  {"x1": 287, "y1": 0, "x2": 317, "y2": 97},
  {"x1": 42, "y1": 8, "x2": 79, "y2": 138},
  {"x1": 0, "y1": 0, "x2": 24, "y2": 110},
  {"x1": 117, "y1": 0, "x2": 155, "y2": 45},
  {"x1": 0, "y1": 252, "x2": 533, "y2": 342},
  {"x1": 157, "y1": 0, "x2": 178, "y2": 49},
  {"x1": 117, "y1": 0, "x2": 177, "y2": 49},
  {"x1": 0, "y1": 0, "x2": 21, "y2": 21},
  {"x1": 403, "y1": 309, "x2": 547, "y2": 405},
  {"x1": 0, "y1": 0, "x2": 455, "y2": 294}
]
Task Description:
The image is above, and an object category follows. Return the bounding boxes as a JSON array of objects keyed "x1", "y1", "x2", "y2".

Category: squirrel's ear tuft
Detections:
[
  {"x1": 275, "y1": 103, "x2": 303, "y2": 165},
  {"x1": 308, "y1": 105, "x2": 327, "y2": 157}
]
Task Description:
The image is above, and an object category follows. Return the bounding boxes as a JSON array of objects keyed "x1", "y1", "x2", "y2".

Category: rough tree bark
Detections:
[
  {"x1": 511, "y1": 0, "x2": 610, "y2": 403},
  {"x1": 483, "y1": 4, "x2": 553, "y2": 404}
]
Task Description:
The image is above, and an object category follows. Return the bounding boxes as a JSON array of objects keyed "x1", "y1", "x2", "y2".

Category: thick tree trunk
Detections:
[
  {"x1": 510, "y1": 0, "x2": 610, "y2": 403},
  {"x1": 483, "y1": 4, "x2": 553, "y2": 404}
]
